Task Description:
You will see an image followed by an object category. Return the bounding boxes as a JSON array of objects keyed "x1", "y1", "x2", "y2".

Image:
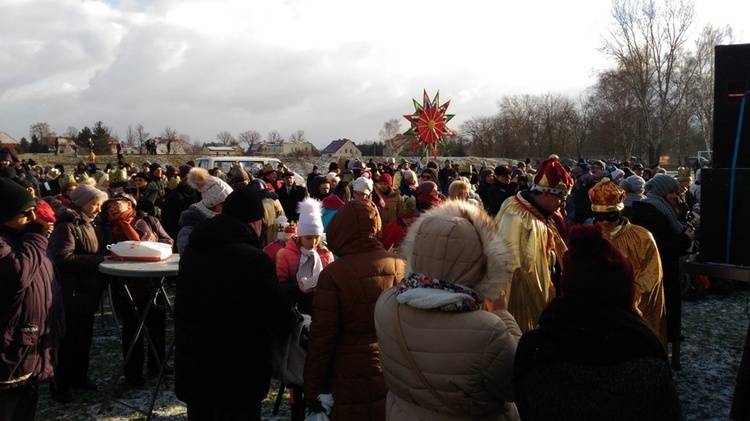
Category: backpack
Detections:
[{"x1": 272, "y1": 313, "x2": 310, "y2": 386}]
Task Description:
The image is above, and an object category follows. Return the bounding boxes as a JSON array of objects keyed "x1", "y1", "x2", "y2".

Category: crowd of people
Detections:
[{"x1": 1, "y1": 144, "x2": 705, "y2": 420}]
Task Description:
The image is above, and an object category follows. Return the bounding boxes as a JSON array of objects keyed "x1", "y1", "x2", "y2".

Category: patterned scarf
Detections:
[
  {"x1": 642, "y1": 193, "x2": 685, "y2": 234},
  {"x1": 110, "y1": 208, "x2": 141, "y2": 241},
  {"x1": 396, "y1": 272, "x2": 481, "y2": 312}
]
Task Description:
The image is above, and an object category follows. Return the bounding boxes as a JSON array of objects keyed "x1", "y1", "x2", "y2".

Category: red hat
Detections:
[
  {"x1": 532, "y1": 154, "x2": 573, "y2": 195},
  {"x1": 561, "y1": 224, "x2": 635, "y2": 311},
  {"x1": 378, "y1": 173, "x2": 392, "y2": 186}
]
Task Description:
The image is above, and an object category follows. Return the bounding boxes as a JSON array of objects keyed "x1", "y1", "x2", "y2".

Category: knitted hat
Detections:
[
  {"x1": 609, "y1": 168, "x2": 625, "y2": 181},
  {"x1": 561, "y1": 224, "x2": 635, "y2": 311},
  {"x1": 402, "y1": 170, "x2": 417, "y2": 183},
  {"x1": 397, "y1": 195, "x2": 419, "y2": 218},
  {"x1": 71, "y1": 184, "x2": 108, "y2": 208},
  {"x1": 645, "y1": 174, "x2": 680, "y2": 197},
  {"x1": 353, "y1": 177, "x2": 373, "y2": 196},
  {"x1": 296, "y1": 198, "x2": 324, "y2": 236},
  {"x1": 378, "y1": 173, "x2": 392, "y2": 186},
  {"x1": 231, "y1": 168, "x2": 250, "y2": 183},
  {"x1": 591, "y1": 160, "x2": 606, "y2": 169},
  {"x1": 284, "y1": 223, "x2": 298, "y2": 240},
  {"x1": 326, "y1": 172, "x2": 340, "y2": 184},
  {"x1": 0, "y1": 178, "x2": 36, "y2": 222},
  {"x1": 588, "y1": 178, "x2": 625, "y2": 212},
  {"x1": 631, "y1": 163, "x2": 644, "y2": 170},
  {"x1": 531, "y1": 154, "x2": 573, "y2": 195},
  {"x1": 178, "y1": 165, "x2": 193, "y2": 179},
  {"x1": 222, "y1": 186, "x2": 264, "y2": 223},
  {"x1": 187, "y1": 167, "x2": 233, "y2": 209},
  {"x1": 620, "y1": 175, "x2": 646, "y2": 194}
]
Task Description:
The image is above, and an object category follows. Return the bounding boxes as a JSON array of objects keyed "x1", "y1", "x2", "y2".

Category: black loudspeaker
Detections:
[
  {"x1": 699, "y1": 168, "x2": 750, "y2": 265},
  {"x1": 713, "y1": 44, "x2": 750, "y2": 169}
]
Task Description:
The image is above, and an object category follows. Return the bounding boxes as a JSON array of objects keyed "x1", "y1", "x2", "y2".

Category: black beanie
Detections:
[
  {"x1": 0, "y1": 178, "x2": 36, "y2": 222},
  {"x1": 222, "y1": 186, "x2": 264, "y2": 223}
]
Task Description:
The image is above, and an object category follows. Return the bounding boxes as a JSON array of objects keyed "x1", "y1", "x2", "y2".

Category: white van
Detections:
[{"x1": 193, "y1": 156, "x2": 282, "y2": 176}]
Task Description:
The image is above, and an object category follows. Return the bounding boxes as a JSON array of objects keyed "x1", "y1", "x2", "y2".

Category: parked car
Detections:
[{"x1": 193, "y1": 156, "x2": 282, "y2": 176}]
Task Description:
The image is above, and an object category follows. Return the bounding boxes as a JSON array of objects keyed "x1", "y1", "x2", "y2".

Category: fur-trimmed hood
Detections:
[{"x1": 400, "y1": 200, "x2": 513, "y2": 300}]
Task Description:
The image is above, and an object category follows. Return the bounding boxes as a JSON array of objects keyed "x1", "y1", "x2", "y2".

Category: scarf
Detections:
[
  {"x1": 297, "y1": 246, "x2": 323, "y2": 283},
  {"x1": 416, "y1": 193, "x2": 442, "y2": 210},
  {"x1": 641, "y1": 193, "x2": 685, "y2": 234},
  {"x1": 110, "y1": 208, "x2": 142, "y2": 241},
  {"x1": 396, "y1": 272, "x2": 481, "y2": 312}
]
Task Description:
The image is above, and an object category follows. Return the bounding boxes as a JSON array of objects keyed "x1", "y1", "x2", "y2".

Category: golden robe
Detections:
[
  {"x1": 601, "y1": 218, "x2": 667, "y2": 348},
  {"x1": 495, "y1": 193, "x2": 567, "y2": 332}
]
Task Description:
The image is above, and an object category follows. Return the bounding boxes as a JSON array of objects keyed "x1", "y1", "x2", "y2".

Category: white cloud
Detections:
[{"x1": 0, "y1": 0, "x2": 747, "y2": 147}]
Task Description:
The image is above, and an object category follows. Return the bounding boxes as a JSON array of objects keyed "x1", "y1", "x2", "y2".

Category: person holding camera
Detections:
[
  {"x1": 1, "y1": 178, "x2": 63, "y2": 418},
  {"x1": 633, "y1": 174, "x2": 696, "y2": 369}
]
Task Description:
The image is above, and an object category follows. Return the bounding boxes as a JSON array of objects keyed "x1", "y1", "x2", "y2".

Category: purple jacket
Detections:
[{"x1": 0, "y1": 226, "x2": 62, "y2": 388}]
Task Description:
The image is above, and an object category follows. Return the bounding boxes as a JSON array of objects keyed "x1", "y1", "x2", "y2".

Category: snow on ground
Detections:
[{"x1": 33, "y1": 284, "x2": 750, "y2": 420}]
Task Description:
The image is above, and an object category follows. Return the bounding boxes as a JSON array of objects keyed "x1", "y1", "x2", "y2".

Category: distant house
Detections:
[
  {"x1": 320, "y1": 139, "x2": 361, "y2": 158},
  {"x1": 263, "y1": 141, "x2": 314, "y2": 156},
  {"x1": 0, "y1": 131, "x2": 20, "y2": 150},
  {"x1": 198, "y1": 145, "x2": 241, "y2": 156}
]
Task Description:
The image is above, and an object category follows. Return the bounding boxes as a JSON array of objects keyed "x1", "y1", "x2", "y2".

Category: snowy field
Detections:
[{"x1": 32, "y1": 282, "x2": 750, "y2": 420}]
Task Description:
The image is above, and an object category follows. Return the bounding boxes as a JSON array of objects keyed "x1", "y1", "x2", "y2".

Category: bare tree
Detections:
[
  {"x1": 379, "y1": 119, "x2": 402, "y2": 142},
  {"x1": 684, "y1": 24, "x2": 734, "y2": 153},
  {"x1": 238, "y1": 130, "x2": 262, "y2": 152},
  {"x1": 601, "y1": 0, "x2": 696, "y2": 164},
  {"x1": 460, "y1": 116, "x2": 499, "y2": 157},
  {"x1": 267, "y1": 130, "x2": 283, "y2": 143},
  {"x1": 29, "y1": 122, "x2": 51, "y2": 140},
  {"x1": 126, "y1": 125, "x2": 137, "y2": 147},
  {"x1": 135, "y1": 124, "x2": 150, "y2": 153},
  {"x1": 162, "y1": 126, "x2": 178, "y2": 141},
  {"x1": 289, "y1": 130, "x2": 306, "y2": 143},
  {"x1": 65, "y1": 126, "x2": 78, "y2": 138},
  {"x1": 216, "y1": 131, "x2": 235, "y2": 145}
]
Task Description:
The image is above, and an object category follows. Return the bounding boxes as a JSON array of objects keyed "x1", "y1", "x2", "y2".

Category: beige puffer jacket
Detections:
[{"x1": 375, "y1": 200, "x2": 522, "y2": 421}]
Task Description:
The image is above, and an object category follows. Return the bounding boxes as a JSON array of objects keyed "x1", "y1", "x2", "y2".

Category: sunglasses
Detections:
[
  {"x1": 594, "y1": 212, "x2": 620, "y2": 222},
  {"x1": 20, "y1": 208, "x2": 36, "y2": 218}
]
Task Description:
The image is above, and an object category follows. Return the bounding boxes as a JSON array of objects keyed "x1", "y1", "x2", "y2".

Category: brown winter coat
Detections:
[
  {"x1": 303, "y1": 200, "x2": 406, "y2": 421},
  {"x1": 375, "y1": 200, "x2": 522, "y2": 420},
  {"x1": 378, "y1": 186, "x2": 401, "y2": 229}
]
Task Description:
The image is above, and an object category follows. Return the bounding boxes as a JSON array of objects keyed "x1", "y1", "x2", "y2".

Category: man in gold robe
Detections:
[
  {"x1": 495, "y1": 155, "x2": 572, "y2": 332},
  {"x1": 589, "y1": 177, "x2": 667, "y2": 348}
]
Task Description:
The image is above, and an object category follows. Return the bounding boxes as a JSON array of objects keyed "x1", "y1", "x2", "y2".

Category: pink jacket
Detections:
[{"x1": 275, "y1": 236, "x2": 334, "y2": 284}]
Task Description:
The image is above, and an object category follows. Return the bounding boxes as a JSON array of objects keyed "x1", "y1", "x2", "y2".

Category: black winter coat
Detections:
[
  {"x1": 632, "y1": 201, "x2": 692, "y2": 343},
  {"x1": 174, "y1": 214, "x2": 297, "y2": 405},
  {"x1": 47, "y1": 205, "x2": 107, "y2": 315}
]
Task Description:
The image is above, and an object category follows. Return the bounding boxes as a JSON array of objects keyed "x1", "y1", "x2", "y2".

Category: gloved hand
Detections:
[{"x1": 23, "y1": 219, "x2": 50, "y2": 235}]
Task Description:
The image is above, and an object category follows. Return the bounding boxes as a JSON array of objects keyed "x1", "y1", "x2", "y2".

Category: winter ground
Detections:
[{"x1": 32, "y1": 282, "x2": 750, "y2": 421}]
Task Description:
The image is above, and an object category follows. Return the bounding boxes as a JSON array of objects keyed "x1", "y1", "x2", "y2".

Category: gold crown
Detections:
[
  {"x1": 459, "y1": 161, "x2": 473, "y2": 174},
  {"x1": 108, "y1": 168, "x2": 129, "y2": 184},
  {"x1": 168, "y1": 175, "x2": 181, "y2": 190},
  {"x1": 397, "y1": 195, "x2": 418, "y2": 217},
  {"x1": 59, "y1": 173, "x2": 76, "y2": 188},
  {"x1": 589, "y1": 178, "x2": 625, "y2": 212},
  {"x1": 75, "y1": 172, "x2": 90, "y2": 184},
  {"x1": 677, "y1": 166, "x2": 692, "y2": 178}
]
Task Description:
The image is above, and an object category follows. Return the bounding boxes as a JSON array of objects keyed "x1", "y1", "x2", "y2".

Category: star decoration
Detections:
[{"x1": 403, "y1": 90, "x2": 456, "y2": 158}]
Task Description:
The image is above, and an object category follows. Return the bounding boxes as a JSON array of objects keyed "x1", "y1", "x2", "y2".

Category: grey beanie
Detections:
[
  {"x1": 620, "y1": 175, "x2": 646, "y2": 193},
  {"x1": 71, "y1": 184, "x2": 108, "y2": 208},
  {"x1": 645, "y1": 174, "x2": 680, "y2": 197}
]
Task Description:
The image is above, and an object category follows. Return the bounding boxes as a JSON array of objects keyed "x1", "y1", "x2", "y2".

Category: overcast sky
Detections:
[{"x1": 1, "y1": 0, "x2": 747, "y2": 148}]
